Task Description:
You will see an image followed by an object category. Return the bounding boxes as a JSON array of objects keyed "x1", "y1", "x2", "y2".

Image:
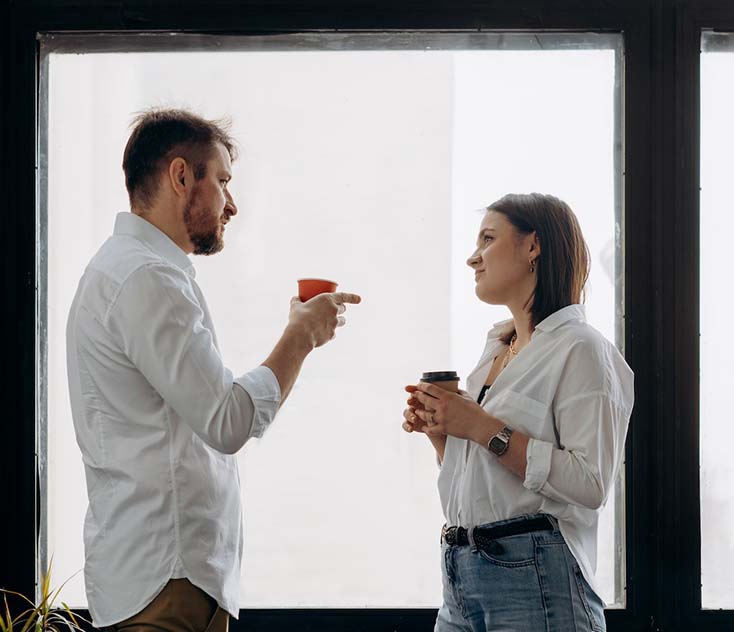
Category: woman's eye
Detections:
[{"x1": 483, "y1": 235, "x2": 492, "y2": 244}]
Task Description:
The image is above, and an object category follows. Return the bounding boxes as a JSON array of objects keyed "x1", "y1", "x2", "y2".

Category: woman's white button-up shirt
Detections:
[{"x1": 437, "y1": 304, "x2": 634, "y2": 597}]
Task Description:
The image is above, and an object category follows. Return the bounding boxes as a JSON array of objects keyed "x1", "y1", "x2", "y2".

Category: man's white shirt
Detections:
[
  {"x1": 437, "y1": 304, "x2": 634, "y2": 599},
  {"x1": 66, "y1": 212, "x2": 281, "y2": 626}
]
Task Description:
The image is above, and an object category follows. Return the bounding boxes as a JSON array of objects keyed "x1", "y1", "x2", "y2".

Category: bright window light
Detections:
[{"x1": 41, "y1": 34, "x2": 623, "y2": 609}]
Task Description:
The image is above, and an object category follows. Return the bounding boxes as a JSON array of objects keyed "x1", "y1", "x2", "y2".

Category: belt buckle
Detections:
[
  {"x1": 444, "y1": 526, "x2": 457, "y2": 545},
  {"x1": 441, "y1": 524, "x2": 448, "y2": 544}
]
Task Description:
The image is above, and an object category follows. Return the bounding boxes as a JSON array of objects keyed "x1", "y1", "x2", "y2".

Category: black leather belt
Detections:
[{"x1": 441, "y1": 515, "x2": 554, "y2": 546}]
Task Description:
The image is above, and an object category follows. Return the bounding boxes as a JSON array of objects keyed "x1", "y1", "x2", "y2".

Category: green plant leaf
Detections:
[
  {"x1": 58, "y1": 604, "x2": 91, "y2": 631},
  {"x1": 0, "y1": 590, "x2": 35, "y2": 612},
  {"x1": 18, "y1": 605, "x2": 42, "y2": 632},
  {"x1": 58, "y1": 606, "x2": 76, "y2": 627},
  {"x1": 1, "y1": 594, "x2": 12, "y2": 632},
  {"x1": 11, "y1": 609, "x2": 36, "y2": 631},
  {"x1": 40, "y1": 558, "x2": 52, "y2": 605},
  {"x1": 47, "y1": 613, "x2": 75, "y2": 632},
  {"x1": 2, "y1": 558, "x2": 90, "y2": 632}
]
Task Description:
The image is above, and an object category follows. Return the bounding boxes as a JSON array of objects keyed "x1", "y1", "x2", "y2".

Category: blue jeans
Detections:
[{"x1": 435, "y1": 514, "x2": 606, "y2": 632}]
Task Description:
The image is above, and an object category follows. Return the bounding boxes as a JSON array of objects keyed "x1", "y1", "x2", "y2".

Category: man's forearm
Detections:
[{"x1": 262, "y1": 324, "x2": 314, "y2": 406}]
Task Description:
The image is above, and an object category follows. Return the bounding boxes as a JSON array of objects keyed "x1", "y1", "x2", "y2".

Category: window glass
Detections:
[{"x1": 42, "y1": 34, "x2": 624, "y2": 608}]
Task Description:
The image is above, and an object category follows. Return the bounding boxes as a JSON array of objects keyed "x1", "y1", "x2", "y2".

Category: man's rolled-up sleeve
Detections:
[
  {"x1": 234, "y1": 366, "x2": 281, "y2": 439},
  {"x1": 106, "y1": 263, "x2": 281, "y2": 454}
]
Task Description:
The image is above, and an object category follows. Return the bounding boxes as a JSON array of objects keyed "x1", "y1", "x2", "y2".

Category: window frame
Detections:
[
  {"x1": 3, "y1": 0, "x2": 710, "y2": 630},
  {"x1": 664, "y1": 2, "x2": 734, "y2": 630},
  {"x1": 37, "y1": 27, "x2": 627, "y2": 613}
]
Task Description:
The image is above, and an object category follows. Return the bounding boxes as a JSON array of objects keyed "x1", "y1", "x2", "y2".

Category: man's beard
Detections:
[{"x1": 183, "y1": 191, "x2": 224, "y2": 256}]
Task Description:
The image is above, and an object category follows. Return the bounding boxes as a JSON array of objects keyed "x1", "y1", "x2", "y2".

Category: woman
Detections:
[{"x1": 403, "y1": 193, "x2": 633, "y2": 632}]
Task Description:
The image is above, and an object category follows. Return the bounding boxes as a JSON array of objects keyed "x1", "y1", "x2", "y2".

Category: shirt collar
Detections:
[
  {"x1": 534, "y1": 304, "x2": 586, "y2": 332},
  {"x1": 486, "y1": 304, "x2": 587, "y2": 339},
  {"x1": 487, "y1": 318, "x2": 515, "y2": 339},
  {"x1": 113, "y1": 212, "x2": 195, "y2": 277}
]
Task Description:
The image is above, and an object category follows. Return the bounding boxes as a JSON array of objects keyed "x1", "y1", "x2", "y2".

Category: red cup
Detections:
[{"x1": 297, "y1": 278, "x2": 338, "y2": 302}]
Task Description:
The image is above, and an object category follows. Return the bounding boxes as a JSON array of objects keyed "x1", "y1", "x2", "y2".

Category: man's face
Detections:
[{"x1": 183, "y1": 142, "x2": 237, "y2": 256}]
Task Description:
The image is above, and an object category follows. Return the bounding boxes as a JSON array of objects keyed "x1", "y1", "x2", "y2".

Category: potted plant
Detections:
[{"x1": 0, "y1": 560, "x2": 91, "y2": 632}]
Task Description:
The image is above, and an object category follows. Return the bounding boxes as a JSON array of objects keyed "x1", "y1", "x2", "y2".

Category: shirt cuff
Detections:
[
  {"x1": 523, "y1": 438, "x2": 553, "y2": 493},
  {"x1": 234, "y1": 365, "x2": 281, "y2": 438}
]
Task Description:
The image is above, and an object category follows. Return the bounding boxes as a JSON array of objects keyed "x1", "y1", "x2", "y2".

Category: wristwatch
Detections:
[{"x1": 487, "y1": 426, "x2": 514, "y2": 456}]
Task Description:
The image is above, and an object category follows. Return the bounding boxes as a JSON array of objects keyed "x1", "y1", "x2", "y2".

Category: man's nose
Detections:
[{"x1": 225, "y1": 190, "x2": 238, "y2": 217}]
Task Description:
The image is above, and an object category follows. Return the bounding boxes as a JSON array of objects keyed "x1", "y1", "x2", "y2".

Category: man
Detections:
[{"x1": 66, "y1": 108, "x2": 361, "y2": 632}]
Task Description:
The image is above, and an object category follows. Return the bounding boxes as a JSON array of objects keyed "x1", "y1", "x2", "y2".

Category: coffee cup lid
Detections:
[{"x1": 420, "y1": 371, "x2": 459, "y2": 383}]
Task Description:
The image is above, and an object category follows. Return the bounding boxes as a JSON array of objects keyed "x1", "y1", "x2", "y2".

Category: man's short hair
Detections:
[{"x1": 122, "y1": 108, "x2": 238, "y2": 212}]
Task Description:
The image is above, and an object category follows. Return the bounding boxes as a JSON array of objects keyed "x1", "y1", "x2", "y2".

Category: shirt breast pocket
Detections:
[{"x1": 492, "y1": 389, "x2": 550, "y2": 437}]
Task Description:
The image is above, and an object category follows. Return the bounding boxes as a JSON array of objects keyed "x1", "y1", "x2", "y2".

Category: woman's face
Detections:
[{"x1": 466, "y1": 210, "x2": 539, "y2": 306}]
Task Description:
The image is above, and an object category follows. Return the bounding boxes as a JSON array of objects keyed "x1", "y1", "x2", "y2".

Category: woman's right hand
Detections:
[{"x1": 403, "y1": 385, "x2": 448, "y2": 463}]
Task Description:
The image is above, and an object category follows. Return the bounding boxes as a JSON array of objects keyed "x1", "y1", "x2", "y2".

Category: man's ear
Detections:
[{"x1": 168, "y1": 157, "x2": 188, "y2": 198}]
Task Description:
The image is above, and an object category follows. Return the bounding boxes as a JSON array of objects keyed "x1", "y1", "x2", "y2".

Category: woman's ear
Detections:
[{"x1": 529, "y1": 231, "x2": 541, "y2": 257}]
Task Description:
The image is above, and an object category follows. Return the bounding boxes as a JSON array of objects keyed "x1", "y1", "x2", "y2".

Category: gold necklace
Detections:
[{"x1": 501, "y1": 333, "x2": 519, "y2": 370}]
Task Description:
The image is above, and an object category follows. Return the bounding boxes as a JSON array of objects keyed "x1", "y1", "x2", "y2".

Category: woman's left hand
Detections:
[{"x1": 409, "y1": 383, "x2": 493, "y2": 443}]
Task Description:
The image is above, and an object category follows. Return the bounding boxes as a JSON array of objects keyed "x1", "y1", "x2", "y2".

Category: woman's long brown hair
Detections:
[{"x1": 487, "y1": 193, "x2": 590, "y2": 338}]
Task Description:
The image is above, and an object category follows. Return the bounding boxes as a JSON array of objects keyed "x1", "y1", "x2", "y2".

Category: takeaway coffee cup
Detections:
[
  {"x1": 420, "y1": 371, "x2": 460, "y2": 393},
  {"x1": 297, "y1": 278, "x2": 338, "y2": 302}
]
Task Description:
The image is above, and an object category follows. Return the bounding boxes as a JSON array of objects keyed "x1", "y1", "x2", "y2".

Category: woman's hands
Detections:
[
  {"x1": 403, "y1": 382, "x2": 496, "y2": 443},
  {"x1": 402, "y1": 385, "x2": 431, "y2": 434}
]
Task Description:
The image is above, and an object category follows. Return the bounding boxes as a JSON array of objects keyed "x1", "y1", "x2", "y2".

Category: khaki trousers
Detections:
[{"x1": 106, "y1": 579, "x2": 229, "y2": 632}]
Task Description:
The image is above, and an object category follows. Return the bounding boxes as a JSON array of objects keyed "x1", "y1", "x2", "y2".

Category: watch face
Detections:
[{"x1": 489, "y1": 436, "x2": 508, "y2": 455}]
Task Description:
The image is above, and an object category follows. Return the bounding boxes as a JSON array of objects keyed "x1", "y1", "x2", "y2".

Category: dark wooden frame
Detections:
[
  {"x1": 2, "y1": 0, "x2": 729, "y2": 630},
  {"x1": 662, "y1": 3, "x2": 734, "y2": 631}
]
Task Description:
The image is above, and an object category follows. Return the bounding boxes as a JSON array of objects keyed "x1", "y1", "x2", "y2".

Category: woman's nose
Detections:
[{"x1": 467, "y1": 252, "x2": 481, "y2": 268}]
